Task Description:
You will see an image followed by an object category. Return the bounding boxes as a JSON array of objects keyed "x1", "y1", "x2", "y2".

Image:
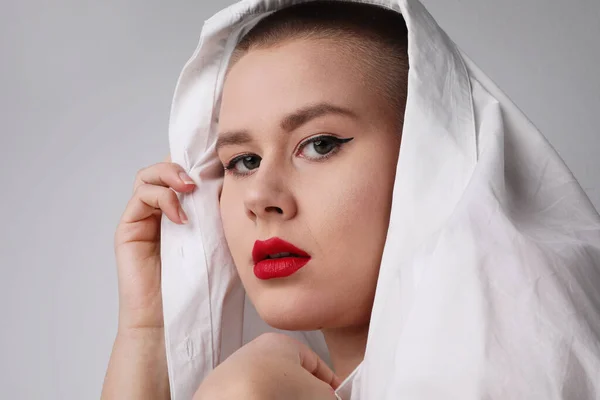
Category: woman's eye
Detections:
[
  {"x1": 224, "y1": 154, "x2": 261, "y2": 175},
  {"x1": 298, "y1": 135, "x2": 354, "y2": 160}
]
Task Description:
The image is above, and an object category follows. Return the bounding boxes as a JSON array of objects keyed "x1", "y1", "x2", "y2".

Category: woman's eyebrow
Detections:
[
  {"x1": 216, "y1": 102, "x2": 357, "y2": 152},
  {"x1": 215, "y1": 130, "x2": 252, "y2": 152},
  {"x1": 280, "y1": 102, "x2": 358, "y2": 132}
]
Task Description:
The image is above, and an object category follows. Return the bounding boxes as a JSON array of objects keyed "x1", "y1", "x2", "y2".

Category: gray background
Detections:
[{"x1": 1, "y1": 0, "x2": 598, "y2": 398}]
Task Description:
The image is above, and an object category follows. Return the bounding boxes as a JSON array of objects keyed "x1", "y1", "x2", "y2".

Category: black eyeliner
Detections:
[{"x1": 305, "y1": 135, "x2": 354, "y2": 145}]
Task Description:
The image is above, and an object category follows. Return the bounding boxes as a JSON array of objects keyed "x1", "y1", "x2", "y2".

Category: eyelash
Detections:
[{"x1": 223, "y1": 134, "x2": 354, "y2": 177}]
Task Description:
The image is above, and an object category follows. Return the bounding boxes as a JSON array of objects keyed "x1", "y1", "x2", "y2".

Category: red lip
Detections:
[{"x1": 252, "y1": 237, "x2": 311, "y2": 280}]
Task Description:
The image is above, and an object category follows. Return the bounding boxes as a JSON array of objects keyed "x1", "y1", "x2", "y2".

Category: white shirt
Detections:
[{"x1": 161, "y1": 0, "x2": 600, "y2": 399}]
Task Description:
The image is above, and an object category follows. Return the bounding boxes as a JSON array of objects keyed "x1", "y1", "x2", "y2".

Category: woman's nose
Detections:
[{"x1": 244, "y1": 167, "x2": 297, "y2": 222}]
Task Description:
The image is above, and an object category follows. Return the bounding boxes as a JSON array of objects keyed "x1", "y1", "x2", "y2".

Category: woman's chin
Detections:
[
  {"x1": 262, "y1": 312, "x2": 324, "y2": 331},
  {"x1": 252, "y1": 290, "x2": 330, "y2": 331}
]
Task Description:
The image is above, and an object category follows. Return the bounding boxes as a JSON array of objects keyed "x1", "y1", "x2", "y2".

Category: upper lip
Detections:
[{"x1": 252, "y1": 237, "x2": 310, "y2": 263}]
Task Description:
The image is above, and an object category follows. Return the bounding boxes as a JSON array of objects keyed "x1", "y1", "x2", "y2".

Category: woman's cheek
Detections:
[
  {"x1": 314, "y1": 157, "x2": 393, "y2": 277},
  {"x1": 220, "y1": 185, "x2": 248, "y2": 264}
]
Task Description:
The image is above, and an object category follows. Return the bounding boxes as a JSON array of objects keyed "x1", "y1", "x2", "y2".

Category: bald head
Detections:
[{"x1": 228, "y1": 1, "x2": 409, "y2": 125}]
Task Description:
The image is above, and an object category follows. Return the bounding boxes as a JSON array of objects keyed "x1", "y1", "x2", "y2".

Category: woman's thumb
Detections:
[{"x1": 297, "y1": 342, "x2": 342, "y2": 389}]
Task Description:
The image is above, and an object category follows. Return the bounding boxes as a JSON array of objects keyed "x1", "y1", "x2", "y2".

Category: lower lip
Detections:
[{"x1": 253, "y1": 257, "x2": 311, "y2": 280}]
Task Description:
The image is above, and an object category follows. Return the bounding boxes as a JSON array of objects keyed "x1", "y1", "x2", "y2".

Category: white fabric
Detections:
[{"x1": 160, "y1": 0, "x2": 600, "y2": 399}]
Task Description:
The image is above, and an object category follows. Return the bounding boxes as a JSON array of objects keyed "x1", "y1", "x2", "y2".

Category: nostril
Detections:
[{"x1": 265, "y1": 206, "x2": 284, "y2": 214}]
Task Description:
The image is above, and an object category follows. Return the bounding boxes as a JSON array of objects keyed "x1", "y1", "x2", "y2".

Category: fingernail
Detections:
[
  {"x1": 331, "y1": 388, "x2": 341, "y2": 399},
  {"x1": 178, "y1": 207, "x2": 189, "y2": 224},
  {"x1": 179, "y1": 172, "x2": 195, "y2": 185}
]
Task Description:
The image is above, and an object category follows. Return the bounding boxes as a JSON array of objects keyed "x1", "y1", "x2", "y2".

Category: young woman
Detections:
[{"x1": 102, "y1": 1, "x2": 600, "y2": 399}]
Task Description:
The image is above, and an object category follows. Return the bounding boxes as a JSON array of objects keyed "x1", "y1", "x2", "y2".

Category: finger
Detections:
[
  {"x1": 256, "y1": 333, "x2": 342, "y2": 389},
  {"x1": 163, "y1": 154, "x2": 171, "y2": 162},
  {"x1": 121, "y1": 183, "x2": 187, "y2": 225},
  {"x1": 296, "y1": 341, "x2": 342, "y2": 389},
  {"x1": 133, "y1": 162, "x2": 196, "y2": 194}
]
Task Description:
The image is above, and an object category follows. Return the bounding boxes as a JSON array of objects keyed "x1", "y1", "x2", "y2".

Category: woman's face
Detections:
[{"x1": 218, "y1": 39, "x2": 402, "y2": 331}]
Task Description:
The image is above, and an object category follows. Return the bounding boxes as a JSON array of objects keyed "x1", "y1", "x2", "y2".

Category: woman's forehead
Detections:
[{"x1": 218, "y1": 39, "x2": 391, "y2": 130}]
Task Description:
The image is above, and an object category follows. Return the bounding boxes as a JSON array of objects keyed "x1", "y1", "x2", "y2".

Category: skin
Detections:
[
  {"x1": 103, "y1": 161, "x2": 342, "y2": 399},
  {"x1": 102, "y1": 38, "x2": 401, "y2": 399},
  {"x1": 217, "y1": 38, "x2": 401, "y2": 380},
  {"x1": 102, "y1": 153, "x2": 187, "y2": 399}
]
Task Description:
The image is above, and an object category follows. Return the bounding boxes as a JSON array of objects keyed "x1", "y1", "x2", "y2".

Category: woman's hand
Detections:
[
  {"x1": 194, "y1": 333, "x2": 342, "y2": 400},
  {"x1": 113, "y1": 154, "x2": 196, "y2": 331},
  {"x1": 102, "y1": 155, "x2": 196, "y2": 400}
]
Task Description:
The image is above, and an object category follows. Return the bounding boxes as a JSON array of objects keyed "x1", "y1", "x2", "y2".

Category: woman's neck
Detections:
[{"x1": 321, "y1": 324, "x2": 369, "y2": 381}]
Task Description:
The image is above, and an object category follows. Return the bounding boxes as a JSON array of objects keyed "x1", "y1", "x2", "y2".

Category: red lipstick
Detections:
[{"x1": 252, "y1": 237, "x2": 311, "y2": 280}]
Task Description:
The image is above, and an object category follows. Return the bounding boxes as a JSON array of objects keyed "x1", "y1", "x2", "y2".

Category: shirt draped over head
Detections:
[{"x1": 160, "y1": 0, "x2": 600, "y2": 399}]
